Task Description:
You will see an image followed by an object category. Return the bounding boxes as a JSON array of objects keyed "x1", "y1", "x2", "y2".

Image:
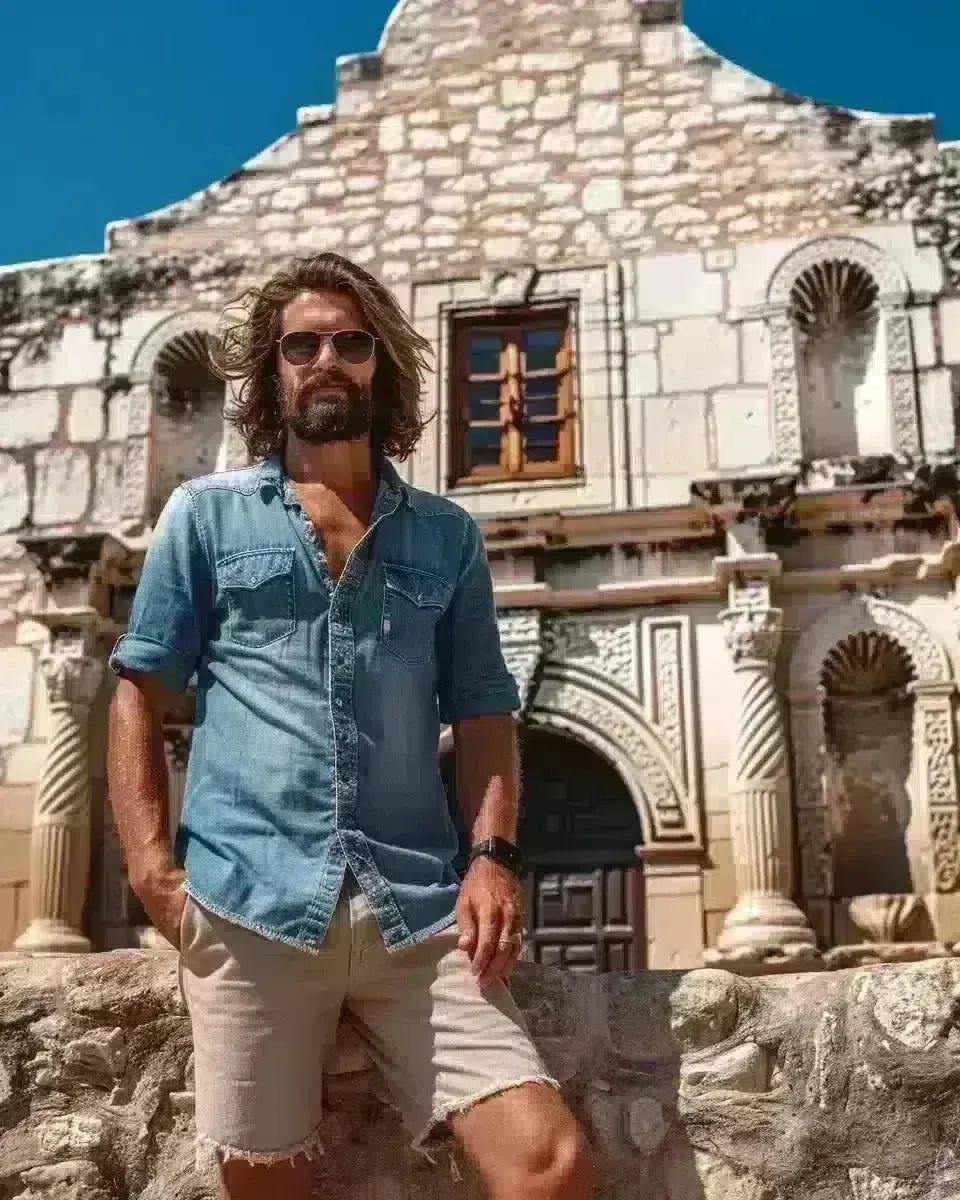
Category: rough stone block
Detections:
[
  {"x1": 67, "y1": 388, "x2": 104, "y2": 444},
  {"x1": 501, "y1": 78, "x2": 536, "y2": 107},
  {"x1": 581, "y1": 60, "x2": 622, "y2": 96},
  {"x1": 92, "y1": 445, "x2": 126, "y2": 525},
  {"x1": 660, "y1": 318, "x2": 739, "y2": 392},
  {"x1": 910, "y1": 306, "x2": 937, "y2": 370},
  {"x1": 582, "y1": 178, "x2": 623, "y2": 214},
  {"x1": 636, "y1": 252, "x2": 724, "y2": 321},
  {"x1": 713, "y1": 386, "x2": 773, "y2": 469},
  {"x1": 0, "y1": 455, "x2": 28, "y2": 534},
  {"x1": 576, "y1": 99, "x2": 620, "y2": 134},
  {"x1": 534, "y1": 93, "x2": 572, "y2": 122},
  {"x1": 32, "y1": 448, "x2": 91, "y2": 525},
  {"x1": 0, "y1": 646, "x2": 33, "y2": 748},
  {"x1": 0, "y1": 391, "x2": 60, "y2": 450}
]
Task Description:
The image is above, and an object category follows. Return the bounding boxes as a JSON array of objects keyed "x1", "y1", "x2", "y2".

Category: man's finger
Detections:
[
  {"x1": 457, "y1": 901, "x2": 478, "y2": 955},
  {"x1": 477, "y1": 930, "x2": 521, "y2": 989},
  {"x1": 471, "y1": 909, "x2": 500, "y2": 980}
]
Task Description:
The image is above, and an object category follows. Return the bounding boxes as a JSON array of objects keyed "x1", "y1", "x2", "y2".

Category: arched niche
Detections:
[
  {"x1": 788, "y1": 595, "x2": 959, "y2": 946},
  {"x1": 764, "y1": 237, "x2": 920, "y2": 463}
]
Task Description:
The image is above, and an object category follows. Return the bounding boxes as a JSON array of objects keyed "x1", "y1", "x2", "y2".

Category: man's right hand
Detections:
[{"x1": 129, "y1": 858, "x2": 188, "y2": 949}]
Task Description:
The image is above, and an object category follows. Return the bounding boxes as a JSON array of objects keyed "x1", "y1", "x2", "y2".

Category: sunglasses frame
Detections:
[{"x1": 277, "y1": 329, "x2": 379, "y2": 368}]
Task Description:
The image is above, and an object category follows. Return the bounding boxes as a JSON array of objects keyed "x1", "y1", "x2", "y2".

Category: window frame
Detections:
[{"x1": 449, "y1": 304, "x2": 580, "y2": 488}]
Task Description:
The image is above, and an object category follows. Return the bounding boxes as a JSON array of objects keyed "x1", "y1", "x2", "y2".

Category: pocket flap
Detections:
[
  {"x1": 218, "y1": 549, "x2": 295, "y2": 589},
  {"x1": 383, "y1": 563, "x2": 452, "y2": 609}
]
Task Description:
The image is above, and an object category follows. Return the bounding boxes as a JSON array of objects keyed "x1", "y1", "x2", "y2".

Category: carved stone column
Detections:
[
  {"x1": 15, "y1": 635, "x2": 104, "y2": 954},
  {"x1": 709, "y1": 603, "x2": 819, "y2": 969}
]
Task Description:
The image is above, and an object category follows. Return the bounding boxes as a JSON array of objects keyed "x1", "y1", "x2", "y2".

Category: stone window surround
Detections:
[
  {"x1": 449, "y1": 304, "x2": 579, "y2": 487},
  {"x1": 731, "y1": 236, "x2": 922, "y2": 465},
  {"x1": 411, "y1": 262, "x2": 629, "y2": 511},
  {"x1": 787, "y1": 593, "x2": 960, "y2": 944}
]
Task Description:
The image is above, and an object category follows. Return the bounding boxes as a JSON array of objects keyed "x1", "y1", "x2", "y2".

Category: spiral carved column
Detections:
[
  {"x1": 710, "y1": 607, "x2": 818, "y2": 967},
  {"x1": 15, "y1": 644, "x2": 103, "y2": 954}
]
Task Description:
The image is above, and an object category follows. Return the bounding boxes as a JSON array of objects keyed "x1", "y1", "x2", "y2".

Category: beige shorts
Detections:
[{"x1": 178, "y1": 876, "x2": 557, "y2": 1163}]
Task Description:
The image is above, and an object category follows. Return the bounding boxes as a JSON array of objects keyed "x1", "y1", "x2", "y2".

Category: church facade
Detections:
[{"x1": 3, "y1": 0, "x2": 960, "y2": 974}]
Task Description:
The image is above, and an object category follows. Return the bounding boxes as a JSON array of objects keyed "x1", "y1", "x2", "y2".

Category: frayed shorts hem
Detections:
[
  {"x1": 411, "y1": 1073, "x2": 561, "y2": 1159},
  {"x1": 195, "y1": 1122, "x2": 325, "y2": 1171}
]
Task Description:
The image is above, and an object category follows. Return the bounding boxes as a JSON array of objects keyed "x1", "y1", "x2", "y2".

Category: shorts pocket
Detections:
[
  {"x1": 380, "y1": 564, "x2": 451, "y2": 666},
  {"x1": 178, "y1": 891, "x2": 193, "y2": 954},
  {"x1": 218, "y1": 549, "x2": 296, "y2": 648}
]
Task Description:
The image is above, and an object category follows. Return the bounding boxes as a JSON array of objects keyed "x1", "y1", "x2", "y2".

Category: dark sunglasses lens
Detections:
[
  {"x1": 281, "y1": 332, "x2": 322, "y2": 365},
  {"x1": 332, "y1": 330, "x2": 375, "y2": 364}
]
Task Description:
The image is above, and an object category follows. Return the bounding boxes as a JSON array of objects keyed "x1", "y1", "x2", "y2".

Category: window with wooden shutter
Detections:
[{"x1": 451, "y1": 308, "x2": 578, "y2": 485}]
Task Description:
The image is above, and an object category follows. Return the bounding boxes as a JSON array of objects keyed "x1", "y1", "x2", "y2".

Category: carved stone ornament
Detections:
[
  {"x1": 848, "y1": 893, "x2": 925, "y2": 944},
  {"x1": 721, "y1": 607, "x2": 783, "y2": 668},
  {"x1": 480, "y1": 264, "x2": 539, "y2": 306},
  {"x1": 529, "y1": 663, "x2": 701, "y2": 849}
]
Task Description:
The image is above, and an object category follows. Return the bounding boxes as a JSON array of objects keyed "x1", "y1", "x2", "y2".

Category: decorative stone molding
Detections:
[
  {"x1": 788, "y1": 599, "x2": 959, "y2": 930},
  {"x1": 480, "y1": 265, "x2": 539, "y2": 306},
  {"x1": 530, "y1": 662, "x2": 701, "y2": 849},
  {"x1": 497, "y1": 610, "x2": 543, "y2": 712},
  {"x1": 763, "y1": 236, "x2": 920, "y2": 462},
  {"x1": 15, "y1": 632, "x2": 104, "y2": 954},
  {"x1": 711, "y1": 603, "x2": 818, "y2": 967}
]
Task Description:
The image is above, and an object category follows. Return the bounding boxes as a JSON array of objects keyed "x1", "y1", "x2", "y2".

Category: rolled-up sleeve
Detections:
[
  {"x1": 436, "y1": 515, "x2": 520, "y2": 725},
  {"x1": 108, "y1": 486, "x2": 213, "y2": 693}
]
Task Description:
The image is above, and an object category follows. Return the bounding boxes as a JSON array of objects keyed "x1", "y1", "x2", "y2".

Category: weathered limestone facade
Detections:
[{"x1": 4, "y1": 0, "x2": 960, "y2": 973}]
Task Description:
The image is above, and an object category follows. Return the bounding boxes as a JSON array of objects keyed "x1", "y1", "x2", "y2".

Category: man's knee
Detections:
[
  {"x1": 219, "y1": 1154, "x2": 312, "y2": 1200},
  {"x1": 521, "y1": 1112, "x2": 594, "y2": 1197}
]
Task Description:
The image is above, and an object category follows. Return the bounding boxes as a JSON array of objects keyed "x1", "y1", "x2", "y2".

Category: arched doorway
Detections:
[{"x1": 442, "y1": 728, "x2": 645, "y2": 973}]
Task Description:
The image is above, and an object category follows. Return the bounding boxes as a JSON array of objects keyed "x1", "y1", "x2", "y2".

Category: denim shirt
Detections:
[{"x1": 109, "y1": 456, "x2": 520, "y2": 952}]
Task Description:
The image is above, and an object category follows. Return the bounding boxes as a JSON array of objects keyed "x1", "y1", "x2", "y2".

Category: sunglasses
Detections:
[{"x1": 277, "y1": 329, "x2": 378, "y2": 367}]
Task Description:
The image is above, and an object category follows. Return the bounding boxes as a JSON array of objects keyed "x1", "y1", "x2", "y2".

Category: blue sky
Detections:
[{"x1": 0, "y1": 0, "x2": 955, "y2": 266}]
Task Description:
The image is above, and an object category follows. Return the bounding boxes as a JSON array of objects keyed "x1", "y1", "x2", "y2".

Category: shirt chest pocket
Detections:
[
  {"x1": 218, "y1": 549, "x2": 296, "y2": 648},
  {"x1": 380, "y1": 564, "x2": 452, "y2": 666}
]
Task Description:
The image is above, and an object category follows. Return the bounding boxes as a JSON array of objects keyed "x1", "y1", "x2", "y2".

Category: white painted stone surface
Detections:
[
  {"x1": 0, "y1": 391, "x2": 60, "y2": 450},
  {"x1": 67, "y1": 388, "x2": 104, "y2": 443},
  {"x1": 713, "y1": 387, "x2": 773, "y2": 468},
  {"x1": 9, "y1": 324, "x2": 106, "y2": 390},
  {"x1": 636, "y1": 253, "x2": 724, "y2": 321},
  {"x1": 940, "y1": 297, "x2": 960, "y2": 366},
  {"x1": 0, "y1": 454, "x2": 28, "y2": 533},
  {"x1": 919, "y1": 369, "x2": 955, "y2": 455},
  {"x1": 0, "y1": 646, "x2": 33, "y2": 747},
  {"x1": 645, "y1": 392, "x2": 709, "y2": 476},
  {"x1": 660, "y1": 318, "x2": 739, "y2": 392},
  {"x1": 739, "y1": 320, "x2": 770, "y2": 385},
  {"x1": 32, "y1": 449, "x2": 91, "y2": 525}
]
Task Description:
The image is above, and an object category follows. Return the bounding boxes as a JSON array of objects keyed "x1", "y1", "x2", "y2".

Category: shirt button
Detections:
[
  {"x1": 335, "y1": 698, "x2": 344, "y2": 709},
  {"x1": 304, "y1": 521, "x2": 317, "y2": 542}
]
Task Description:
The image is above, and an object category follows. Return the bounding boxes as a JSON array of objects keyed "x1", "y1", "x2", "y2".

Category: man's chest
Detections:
[{"x1": 299, "y1": 500, "x2": 368, "y2": 584}]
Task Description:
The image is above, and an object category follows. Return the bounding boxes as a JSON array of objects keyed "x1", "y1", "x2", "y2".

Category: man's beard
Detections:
[{"x1": 280, "y1": 371, "x2": 373, "y2": 445}]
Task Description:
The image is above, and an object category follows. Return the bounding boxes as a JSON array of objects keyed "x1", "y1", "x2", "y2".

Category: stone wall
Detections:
[{"x1": 1, "y1": 952, "x2": 959, "y2": 1199}]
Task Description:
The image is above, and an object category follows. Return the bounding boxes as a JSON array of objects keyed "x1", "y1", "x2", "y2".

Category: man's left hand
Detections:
[{"x1": 456, "y1": 855, "x2": 525, "y2": 990}]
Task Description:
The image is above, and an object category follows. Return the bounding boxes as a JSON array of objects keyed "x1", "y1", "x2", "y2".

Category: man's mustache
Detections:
[{"x1": 299, "y1": 371, "x2": 355, "y2": 394}]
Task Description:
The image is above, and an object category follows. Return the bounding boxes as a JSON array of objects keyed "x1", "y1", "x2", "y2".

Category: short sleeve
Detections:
[
  {"x1": 436, "y1": 515, "x2": 520, "y2": 725},
  {"x1": 108, "y1": 486, "x2": 213, "y2": 693}
]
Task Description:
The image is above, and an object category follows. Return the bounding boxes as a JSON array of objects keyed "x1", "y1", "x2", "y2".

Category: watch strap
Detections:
[{"x1": 468, "y1": 837, "x2": 524, "y2": 876}]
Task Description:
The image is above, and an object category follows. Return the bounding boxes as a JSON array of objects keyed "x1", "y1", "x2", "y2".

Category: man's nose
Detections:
[{"x1": 315, "y1": 338, "x2": 339, "y2": 367}]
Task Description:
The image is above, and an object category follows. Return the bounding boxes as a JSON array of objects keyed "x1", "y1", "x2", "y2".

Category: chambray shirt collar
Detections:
[{"x1": 257, "y1": 454, "x2": 410, "y2": 519}]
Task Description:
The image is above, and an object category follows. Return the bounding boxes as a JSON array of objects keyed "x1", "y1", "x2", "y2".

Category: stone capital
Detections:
[
  {"x1": 721, "y1": 607, "x2": 783, "y2": 668},
  {"x1": 40, "y1": 647, "x2": 104, "y2": 708}
]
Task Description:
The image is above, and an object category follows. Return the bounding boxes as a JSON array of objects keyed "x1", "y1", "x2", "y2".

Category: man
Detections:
[{"x1": 107, "y1": 252, "x2": 594, "y2": 1200}]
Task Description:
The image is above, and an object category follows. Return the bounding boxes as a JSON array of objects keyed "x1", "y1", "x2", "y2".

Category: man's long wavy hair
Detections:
[{"x1": 210, "y1": 253, "x2": 432, "y2": 461}]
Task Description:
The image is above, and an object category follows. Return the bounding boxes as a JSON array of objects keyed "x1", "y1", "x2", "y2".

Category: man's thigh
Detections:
[
  {"x1": 179, "y1": 895, "x2": 347, "y2": 1161},
  {"x1": 344, "y1": 917, "x2": 559, "y2": 1151}
]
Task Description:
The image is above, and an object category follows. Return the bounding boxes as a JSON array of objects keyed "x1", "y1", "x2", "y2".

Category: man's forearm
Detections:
[
  {"x1": 452, "y1": 714, "x2": 520, "y2": 845},
  {"x1": 107, "y1": 678, "x2": 177, "y2": 890}
]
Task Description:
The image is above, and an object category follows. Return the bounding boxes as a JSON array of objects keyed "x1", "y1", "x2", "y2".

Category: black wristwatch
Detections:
[{"x1": 468, "y1": 837, "x2": 524, "y2": 878}]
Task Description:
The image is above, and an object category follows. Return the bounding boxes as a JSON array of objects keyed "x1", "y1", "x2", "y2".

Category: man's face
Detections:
[{"x1": 276, "y1": 291, "x2": 377, "y2": 445}]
